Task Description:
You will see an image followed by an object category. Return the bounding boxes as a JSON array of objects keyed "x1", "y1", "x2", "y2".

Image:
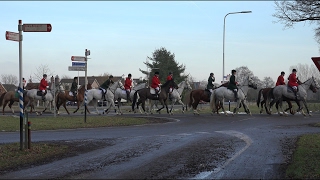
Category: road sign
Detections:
[
  {"x1": 85, "y1": 50, "x2": 90, "y2": 56},
  {"x1": 22, "y1": 24, "x2": 52, "y2": 32},
  {"x1": 5, "y1": 31, "x2": 20, "y2": 41},
  {"x1": 311, "y1": 57, "x2": 320, "y2": 71},
  {"x1": 68, "y1": 66, "x2": 86, "y2": 71},
  {"x1": 71, "y1": 56, "x2": 86, "y2": 61},
  {"x1": 72, "y1": 62, "x2": 86, "y2": 67}
]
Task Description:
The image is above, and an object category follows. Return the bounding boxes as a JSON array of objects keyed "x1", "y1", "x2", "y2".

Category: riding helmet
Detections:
[
  {"x1": 169, "y1": 72, "x2": 173, "y2": 75},
  {"x1": 231, "y1": 70, "x2": 236, "y2": 74},
  {"x1": 109, "y1": 75, "x2": 113, "y2": 78},
  {"x1": 128, "y1": 73, "x2": 132, "y2": 77},
  {"x1": 155, "y1": 71, "x2": 159, "y2": 75},
  {"x1": 43, "y1": 74, "x2": 47, "y2": 77},
  {"x1": 210, "y1": 73, "x2": 213, "y2": 76},
  {"x1": 292, "y1": 69, "x2": 297, "y2": 72},
  {"x1": 281, "y1": 71, "x2": 285, "y2": 75}
]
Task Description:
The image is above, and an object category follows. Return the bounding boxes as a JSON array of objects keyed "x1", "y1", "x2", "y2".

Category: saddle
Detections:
[
  {"x1": 99, "y1": 87, "x2": 107, "y2": 94},
  {"x1": 150, "y1": 88, "x2": 161, "y2": 95},
  {"x1": 204, "y1": 89, "x2": 211, "y2": 97},
  {"x1": 287, "y1": 86, "x2": 298, "y2": 93},
  {"x1": 37, "y1": 90, "x2": 47, "y2": 96}
]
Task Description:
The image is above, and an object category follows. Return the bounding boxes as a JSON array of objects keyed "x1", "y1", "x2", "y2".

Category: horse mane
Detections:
[{"x1": 161, "y1": 79, "x2": 173, "y2": 88}]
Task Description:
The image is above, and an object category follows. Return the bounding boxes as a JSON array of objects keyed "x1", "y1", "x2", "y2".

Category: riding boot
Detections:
[
  {"x1": 233, "y1": 91, "x2": 238, "y2": 102},
  {"x1": 155, "y1": 89, "x2": 159, "y2": 98},
  {"x1": 294, "y1": 91, "x2": 298, "y2": 100},
  {"x1": 126, "y1": 91, "x2": 131, "y2": 102},
  {"x1": 169, "y1": 93, "x2": 172, "y2": 101},
  {"x1": 41, "y1": 93, "x2": 45, "y2": 101},
  {"x1": 103, "y1": 93, "x2": 106, "y2": 101}
]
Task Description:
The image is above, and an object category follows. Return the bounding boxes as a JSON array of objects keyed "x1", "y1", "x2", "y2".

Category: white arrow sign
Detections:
[
  {"x1": 5, "y1": 31, "x2": 20, "y2": 42},
  {"x1": 71, "y1": 56, "x2": 86, "y2": 61},
  {"x1": 68, "y1": 66, "x2": 86, "y2": 71}
]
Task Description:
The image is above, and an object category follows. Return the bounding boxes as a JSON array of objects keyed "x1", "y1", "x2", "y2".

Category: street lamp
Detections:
[{"x1": 223, "y1": 11, "x2": 252, "y2": 83}]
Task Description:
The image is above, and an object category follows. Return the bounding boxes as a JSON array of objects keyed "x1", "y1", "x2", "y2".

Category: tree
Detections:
[
  {"x1": 139, "y1": 47, "x2": 187, "y2": 84},
  {"x1": 33, "y1": 64, "x2": 54, "y2": 82},
  {"x1": 61, "y1": 75, "x2": 72, "y2": 79},
  {"x1": 1, "y1": 74, "x2": 18, "y2": 85},
  {"x1": 262, "y1": 77, "x2": 275, "y2": 88},
  {"x1": 273, "y1": 1, "x2": 320, "y2": 44}
]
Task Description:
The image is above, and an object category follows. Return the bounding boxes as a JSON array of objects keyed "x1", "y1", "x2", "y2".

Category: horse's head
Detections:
[
  {"x1": 185, "y1": 80, "x2": 192, "y2": 90},
  {"x1": 247, "y1": 76, "x2": 258, "y2": 89},
  {"x1": 117, "y1": 80, "x2": 125, "y2": 90},
  {"x1": 162, "y1": 79, "x2": 178, "y2": 89},
  {"x1": 310, "y1": 76, "x2": 320, "y2": 92}
]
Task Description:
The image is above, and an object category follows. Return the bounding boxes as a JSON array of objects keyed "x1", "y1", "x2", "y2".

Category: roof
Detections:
[
  {"x1": 60, "y1": 76, "x2": 123, "y2": 86},
  {"x1": 2, "y1": 84, "x2": 17, "y2": 92}
]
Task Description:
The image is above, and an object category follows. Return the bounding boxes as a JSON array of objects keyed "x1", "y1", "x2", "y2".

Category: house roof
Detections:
[
  {"x1": 61, "y1": 76, "x2": 123, "y2": 86},
  {"x1": 25, "y1": 82, "x2": 53, "y2": 90},
  {"x1": 2, "y1": 84, "x2": 17, "y2": 92}
]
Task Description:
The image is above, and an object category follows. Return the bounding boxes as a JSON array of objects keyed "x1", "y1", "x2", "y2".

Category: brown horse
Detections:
[
  {"x1": 0, "y1": 91, "x2": 34, "y2": 115},
  {"x1": 55, "y1": 83, "x2": 92, "y2": 115}
]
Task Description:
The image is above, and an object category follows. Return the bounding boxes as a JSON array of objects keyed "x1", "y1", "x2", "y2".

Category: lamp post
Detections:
[{"x1": 223, "y1": 11, "x2": 252, "y2": 83}]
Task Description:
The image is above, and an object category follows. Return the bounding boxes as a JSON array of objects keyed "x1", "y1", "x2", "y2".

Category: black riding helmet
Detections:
[
  {"x1": 43, "y1": 74, "x2": 47, "y2": 77},
  {"x1": 109, "y1": 75, "x2": 113, "y2": 78},
  {"x1": 231, "y1": 70, "x2": 236, "y2": 74},
  {"x1": 128, "y1": 73, "x2": 132, "y2": 77},
  {"x1": 155, "y1": 71, "x2": 159, "y2": 75}
]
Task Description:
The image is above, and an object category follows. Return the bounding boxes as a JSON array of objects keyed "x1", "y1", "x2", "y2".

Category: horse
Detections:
[
  {"x1": 80, "y1": 80, "x2": 124, "y2": 115},
  {"x1": 114, "y1": 82, "x2": 147, "y2": 115},
  {"x1": 131, "y1": 79, "x2": 179, "y2": 115},
  {"x1": 25, "y1": 87, "x2": 55, "y2": 115},
  {"x1": 148, "y1": 80, "x2": 192, "y2": 114},
  {"x1": 55, "y1": 83, "x2": 92, "y2": 115},
  {"x1": 265, "y1": 76, "x2": 319, "y2": 116},
  {"x1": 210, "y1": 76, "x2": 258, "y2": 116},
  {"x1": 0, "y1": 91, "x2": 34, "y2": 115}
]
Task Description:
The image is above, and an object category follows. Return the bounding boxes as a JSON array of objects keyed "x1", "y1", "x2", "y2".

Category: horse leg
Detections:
[
  {"x1": 260, "y1": 100, "x2": 265, "y2": 114},
  {"x1": 63, "y1": 101, "x2": 70, "y2": 115},
  {"x1": 2, "y1": 100, "x2": 9, "y2": 115},
  {"x1": 243, "y1": 101, "x2": 251, "y2": 115},
  {"x1": 156, "y1": 99, "x2": 165, "y2": 113},
  {"x1": 277, "y1": 99, "x2": 286, "y2": 116},
  {"x1": 117, "y1": 98, "x2": 123, "y2": 115},
  {"x1": 73, "y1": 101, "x2": 79, "y2": 114},
  {"x1": 177, "y1": 99, "x2": 185, "y2": 114},
  {"x1": 169, "y1": 99, "x2": 174, "y2": 113}
]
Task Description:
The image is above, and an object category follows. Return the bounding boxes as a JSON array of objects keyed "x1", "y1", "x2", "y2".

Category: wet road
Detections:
[{"x1": 0, "y1": 112, "x2": 319, "y2": 179}]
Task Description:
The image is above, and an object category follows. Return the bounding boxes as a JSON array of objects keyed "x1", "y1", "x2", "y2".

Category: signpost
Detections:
[
  {"x1": 6, "y1": 20, "x2": 52, "y2": 150},
  {"x1": 69, "y1": 50, "x2": 90, "y2": 123},
  {"x1": 311, "y1": 57, "x2": 320, "y2": 71},
  {"x1": 5, "y1": 31, "x2": 20, "y2": 41},
  {"x1": 22, "y1": 24, "x2": 52, "y2": 32}
]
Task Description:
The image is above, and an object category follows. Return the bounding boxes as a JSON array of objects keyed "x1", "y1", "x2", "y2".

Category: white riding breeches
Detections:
[
  {"x1": 234, "y1": 89, "x2": 238, "y2": 92},
  {"x1": 42, "y1": 90, "x2": 46, "y2": 93},
  {"x1": 101, "y1": 88, "x2": 106, "y2": 94},
  {"x1": 292, "y1": 86, "x2": 297, "y2": 90},
  {"x1": 126, "y1": 89, "x2": 130, "y2": 93},
  {"x1": 209, "y1": 89, "x2": 213, "y2": 93},
  {"x1": 169, "y1": 88, "x2": 173, "y2": 93},
  {"x1": 155, "y1": 87, "x2": 160, "y2": 91}
]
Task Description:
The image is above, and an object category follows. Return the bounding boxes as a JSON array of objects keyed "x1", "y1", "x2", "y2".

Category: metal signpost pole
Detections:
[
  {"x1": 53, "y1": 76, "x2": 56, "y2": 117},
  {"x1": 84, "y1": 50, "x2": 88, "y2": 123},
  {"x1": 18, "y1": 20, "x2": 24, "y2": 150}
]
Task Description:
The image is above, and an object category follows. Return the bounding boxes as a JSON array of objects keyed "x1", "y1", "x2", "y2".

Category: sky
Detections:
[{"x1": 1, "y1": 1, "x2": 319, "y2": 84}]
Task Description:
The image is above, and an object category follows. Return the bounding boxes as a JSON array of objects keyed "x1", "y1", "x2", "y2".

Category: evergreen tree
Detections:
[{"x1": 139, "y1": 47, "x2": 187, "y2": 84}]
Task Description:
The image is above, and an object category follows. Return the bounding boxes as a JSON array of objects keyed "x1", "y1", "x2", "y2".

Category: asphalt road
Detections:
[{"x1": 0, "y1": 110, "x2": 320, "y2": 179}]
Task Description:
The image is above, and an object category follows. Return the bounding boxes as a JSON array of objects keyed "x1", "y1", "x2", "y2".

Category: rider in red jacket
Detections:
[
  {"x1": 39, "y1": 74, "x2": 48, "y2": 101},
  {"x1": 151, "y1": 72, "x2": 161, "y2": 97},
  {"x1": 124, "y1": 73, "x2": 133, "y2": 102},
  {"x1": 288, "y1": 69, "x2": 299, "y2": 99},
  {"x1": 275, "y1": 71, "x2": 286, "y2": 86},
  {"x1": 166, "y1": 72, "x2": 173, "y2": 100}
]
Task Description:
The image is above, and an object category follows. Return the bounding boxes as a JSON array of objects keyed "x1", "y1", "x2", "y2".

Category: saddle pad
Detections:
[
  {"x1": 121, "y1": 90, "x2": 127, "y2": 95},
  {"x1": 150, "y1": 88, "x2": 160, "y2": 95},
  {"x1": 287, "y1": 86, "x2": 297, "y2": 93},
  {"x1": 37, "y1": 91, "x2": 42, "y2": 96}
]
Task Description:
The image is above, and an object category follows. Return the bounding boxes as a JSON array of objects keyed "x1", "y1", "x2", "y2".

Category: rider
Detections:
[
  {"x1": 39, "y1": 74, "x2": 49, "y2": 101},
  {"x1": 124, "y1": 73, "x2": 133, "y2": 102},
  {"x1": 288, "y1": 68, "x2": 299, "y2": 99},
  {"x1": 70, "y1": 77, "x2": 78, "y2": 101},
  {"x1": 227, "y1": 70, "x2": 239, "y2": 102},
  {"x1": 206, "y1": 73, "x2": 215, "y2": 94},
  {"x1": 275, "y1": 71, "x2": 286, "y2": 86},
  {"x1": 22, "y1": 78, "x2": 27, "y2": 90},
  {"x1": 167, "y1": 72, "x2": 174, "y2": 100},
  {"x1": 100, "y1": 75, "x2": 114, "y2": 101},
  {"x1": 151, "y1": 71, "x2": 161, "y2": 97}
]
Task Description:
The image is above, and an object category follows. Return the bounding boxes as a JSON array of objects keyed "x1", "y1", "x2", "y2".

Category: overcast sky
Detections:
[{"x1": 1, "y1": 1, "x2": 319, "y2": 84}]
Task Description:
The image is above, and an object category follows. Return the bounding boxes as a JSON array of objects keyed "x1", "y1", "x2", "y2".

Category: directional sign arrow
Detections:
[
  {"x1": 5, "y1": 31, "x2": 20, "y2": 42},
  {"x1": 23, "y1": 24, "x2": 52, "y2": 32},
  {"x1": 71, "y1": 56, "x2": 86, "y2": 61}
]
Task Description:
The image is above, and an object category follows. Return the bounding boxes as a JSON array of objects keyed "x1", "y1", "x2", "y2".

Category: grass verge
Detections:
[
  {"x1": 286, "y1": 134, "x2": 320, "y2": 179},
  {"x1": 0, "y1": 116, "x2": 166, "y2": 132}
]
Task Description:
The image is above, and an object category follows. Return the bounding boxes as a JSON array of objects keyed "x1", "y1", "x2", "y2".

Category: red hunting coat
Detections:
[
  {"x1": 124, "y1": 78, "x2": 132, "y2": 90},
  {"x1": 151, "y1": 75, "x2": 161, "y2": 89},
  {"x1": 288, "y1": 73, "x2": 299, "y2": 87},
  {"x1": 39, "y1": 78, "x2": 48, "y2": 91},
  {"x1": 275, "y1": 75, "x2": 285, "y2": 86}
]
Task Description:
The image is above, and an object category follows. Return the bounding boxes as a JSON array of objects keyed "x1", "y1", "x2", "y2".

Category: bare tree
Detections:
[
  {"x1": 33, "y1": 64, "x2": 54, "y2": 82},
  {"x1": 99, "y1": 72, "x2": 111, "y2": 77},
  {"x1": 262, "y1": 77, "x2": 275, "y2": 88},
  {"x1": 273, "y1": 1, "x2": 320, "y2": 45},
  {"x1": 61, "y1": 75, "x2": 72, "y2": 79},
  {"x1": 1, "y1": 74, "x2": 18, "y2": 85}
]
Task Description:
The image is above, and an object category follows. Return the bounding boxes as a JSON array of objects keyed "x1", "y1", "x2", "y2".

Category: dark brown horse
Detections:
[
  {"x1": 0, "y1": 91, "x2": 34, "y2": 115},
  {"x1": 55, "y1": 83, "x2": 92, "y2": 115},
  {"x1": 132, "y1": 79, "x2": 178, "y2": 114}
]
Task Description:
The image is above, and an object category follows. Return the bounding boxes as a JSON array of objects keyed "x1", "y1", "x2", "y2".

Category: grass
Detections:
[
  {"x1": 0, "y1": 142, "x2": 69, "y2": 173},
  {"x1": 0, "y1": 116, "x2": 153, "y2": 132},
  {"x1": 286, "y1": 134, "x2": 320, "y2": 179}
]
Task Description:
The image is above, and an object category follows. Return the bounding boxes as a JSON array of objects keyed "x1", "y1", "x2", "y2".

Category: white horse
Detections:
[
  {"x1": 80, "y1": 80, "x2": 124, "y2": 115},
  {"x1": 210, "y1": 76, "x2": 257, "y2": 116},
  {"x1": 25, "y1": 84, "x2": 55, "y2": 116},
  {"x1": 114, "y1": 82, "x2": 147, "y2": 115},
  {"x1": 266, "y1": 76, "x2": 319, "y2": 116}
]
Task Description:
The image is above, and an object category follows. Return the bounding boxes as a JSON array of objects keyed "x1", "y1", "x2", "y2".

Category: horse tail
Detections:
[
  {"x1": 210, "y1": 90, "x2": 216, "y2": 112},
  {"x1": 132, "y1": 90, "x2": 139, "y2": 111},
  {"x1": 257, "y1": 88, "x2": 263, "y2": 107},
  {"x1": 56, "y1": 92, "x2": 60, "y2": 108},
  {"x1": 0, "y1": 92, "x2": 6, "y2": 107},
  {"x1": 188, "y1": 91, "x2": 193, "y2": 108},
  {"x1": 265, "y1": 88, "x2": 273, "y2": 109}
]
